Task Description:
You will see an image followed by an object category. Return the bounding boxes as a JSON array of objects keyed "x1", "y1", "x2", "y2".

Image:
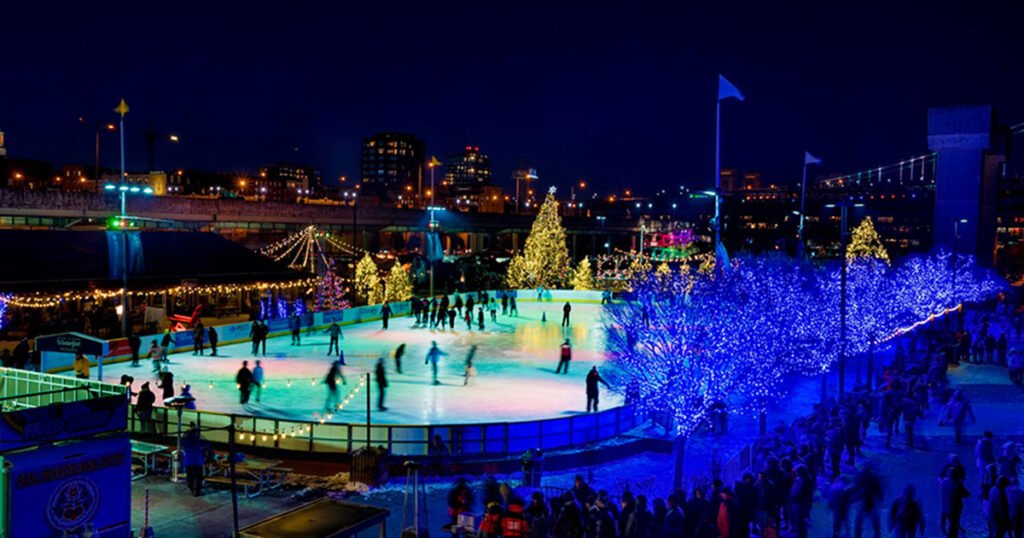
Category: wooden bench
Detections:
[
  {"x1": 265, "y1": 466, "x2": 293, "y2": 489},
  {"x1": 205, "y1": 476, "x2": 262, "y2": 498}
]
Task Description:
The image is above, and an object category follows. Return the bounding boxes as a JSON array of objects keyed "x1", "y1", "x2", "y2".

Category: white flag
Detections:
[
  {"x1": 718, "y1": 75, "x2": 744, "y2": 101},
  {"x1": 804, "y1": 151, "x2": 822, "y2": 165}
]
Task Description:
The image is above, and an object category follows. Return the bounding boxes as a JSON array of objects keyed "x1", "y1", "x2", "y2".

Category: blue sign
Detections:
[
  {"x1": 35, "y1": 332, "x2": 108, "y2": 356},
  {"x1": 6, "y1": 435, "x2": 131, "y2": 537},
  {"x1": 0, "y1": 395, "x2": 127, "y2": 452}
]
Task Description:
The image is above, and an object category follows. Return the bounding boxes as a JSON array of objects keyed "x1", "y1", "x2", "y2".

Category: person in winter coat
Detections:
[
  {"x1": 136, "y1": 382, "x2": 156, "y2": 433},
  {"x1": 585, "y1": 366, "x2": 611, "y2": 413},
  {"x1": 375, "y1": 358, "x2": 388, "y2": 411},
  {"x1": 790, "y1": 466, "x2": 814, "y2": 538},
  {"x1": 425, "y1": 341, "x2": 447, "y2": 385},
  {"x1": 502, "y1": 499, "x2": 530, "y2": 538},
  {"x1": 447, "y1": 478, "x2": 473, "y2": 527},
  {"x1": 888, "y1": 484, "x2": 925, "y2": 538},
  {"x1": 852, "y1": 464, "x2": 885, "y2": 538},
  {"x1": 73, "y1": 353, "x2": 90, "y2": 379},
  {"x1": 717, "y1": 487, "x2": 738, "y2": 538},
  {"x1": 998, "y1": 442, "x2": 1021, "y2": 481},
  {"x1": 289, "y1": 313, "x2": 301, "y2": 345},
  {"x1": 988, "y1": 476, "x2": 1012, "y2": 538},
  {"x1": 393, "y1": 343, "x2": 406, "y2": 374},
  {"x1": 325, "y1": 322, "x2": 343, "y2": 355},
  {"x1": 182, "y1": 422, "x2": 208, "y2": 496},
  {"x1": 554, "y1": 492, "x2": 585, "y2": 538},
  {"x1": 380, "y1": 302, "x2": 392, "y2": 330},
  {"x1": 557, "y1": 339, "x2": 572, "y2": 374},
  {"x1": 829, "y1": 475, "x2": 852, "y2": 538},
  {"x1": 941, "y1": 390, "x2": 976, "y2": 444},
  {"x1": 478, "y1": 501, "x2": 504, "y2": 538},
  {"x1": 158, "y1": 370, "x2": 175, "y2": 401},
  {"x1": 733, "y1": 472, "x2": 756, "y2": 538},
  {"x1": 236, "y1": 361, "x2": 254, "y2": 405},
  {"x1": 669, "y1": 491, "x2": 691, "y2": 537},
  {"x1": 192, "y1": 321, "x2": 205, "y2": 355},
  {"x1": 1007, "y1": 480, "x2": 1024, "y2": 538},
  {"x1": 976, "y1": 431, "x2": 997, "y2": 477},
  {"x1": 940, "y1": 469, "x2": 969, "y2": 538},
  {"x1": 525, "y1": 491, "x2": 550, "y2": 538},
  {"x1": 586, "y1": 497, "x2": 617, "y2": 538},
  {"x1": 129, "y1": 334, "x2": 142, "y2": 366},
  {"x1": 208, "y1": 326, "x2": 218, "y2": 356},
  {"x1": 624, "y1": 495, "x2": 653, "y2": 538}
]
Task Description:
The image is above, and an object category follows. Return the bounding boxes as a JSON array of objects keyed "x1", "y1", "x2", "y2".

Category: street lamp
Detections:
[
  {"x1": 952, "y1": 218, "x2": 968, "y2": 299},
  {"x1": 823, "y1": 199, "x2": 864, "y2": 398}
]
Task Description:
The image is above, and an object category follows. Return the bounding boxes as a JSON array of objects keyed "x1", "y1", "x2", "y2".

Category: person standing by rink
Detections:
[
  {"x1": 236, "y1": 360, "x2": 254, "y2": 406},
  {"x1": 250, "y1": 320, "x2": 261, "y2": 354},
  {"x1": 160, "y1": 329, "x2": 174, "y2": 362},
  {"x1": 149, "y1": 340, "x2": 163, "y2": 374},
  {"x1": 477, "y1": 306, "x2": 485, "y2": 330},
  {"x1": 129, "y1": 333, "x2": 141, "y2": 366},
  {"x1": 585, "y1": 366, "x2": 610, "y2": 412},
  {"x1": 193, "y1": 320, "x2": 205, "y2": 355},
  {"x1": 562, "y1": 301, "x2": 572, "y2": 327},
  {"x1": 324, "y1": 361, "x2": 341, "y2": 412},
  {"x1": 381, "y1": 301, "x2": 393, "y2": 330},
  {"x1": 464, "y1": 345, "x2": 478, "y2": 386},
  {"x1": 501, "y1": 292, "x2": 509, "y2": 315},
  {"x1": 426, "y1": 341, "x2": 448, "y2": 385},
  {"x1": 208, "y1": 326, "x2": 218, "y2": 356},
  {"x1": 556, "y1": 339, "x2": 572, "y2": 374},
  {"x1": 510, "y1": 295, "x2": 518, "y2": 316},
  {"x1": 375, "y1": 357, "x2": 388, "y2": 411},
  {"x1": 325, "y1": 321, "x2": 342, "y2": 355},
  {"x1": 290, "y1": 313, "x2": 302, "y2": 345},
  {"x1": 489, "y1": 299, "x2": 498, "y2": 323},
  {"x1": 252, "y1": 360, "x2": 264, "y2": 403}
]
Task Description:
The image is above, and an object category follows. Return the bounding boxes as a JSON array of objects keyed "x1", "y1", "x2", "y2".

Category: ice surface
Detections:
[{"x1": 98, "y1": 302, "x2": 622, "y2": 425}]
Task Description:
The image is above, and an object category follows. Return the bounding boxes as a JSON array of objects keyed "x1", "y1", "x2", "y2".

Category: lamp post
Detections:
[
  {"x1": 427, "y1": 160, "x2": 438, "y2": 298},
  {"x1": 823, "y1": 199, "x2": 862, "y2": 401},
  {"x1": 115, "y1": 99, "x2": 130, "y2": 338},
  {"x1": 952, "y1": 218, "x2": 968, "y2": 300}
]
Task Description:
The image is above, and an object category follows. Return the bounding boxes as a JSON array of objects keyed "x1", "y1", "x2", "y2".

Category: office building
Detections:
[
  {"x1": 444, "y1": 146, "x2": 492, "y2": 192},
  {"x1": 255, "y1": 163, "x2": 323, "y2": 202},
  {"x1": 360, "y1": 132, "x2": 425, "y2": 198}
]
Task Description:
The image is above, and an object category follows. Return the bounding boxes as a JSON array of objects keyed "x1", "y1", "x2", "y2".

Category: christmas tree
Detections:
[
  {"x1": 354, "y1": 253, "x2": 382, "y2": 305},
  {"x1": 625, "y1": 255, "x2": 652, "y2": 289},
  {"x1": 505, "y1": 254, "x2": 529, "y2": 288},
  {"x1": 510, "y1": 191, "x2": 571, "y2": 288},
  {"x1": 316, "y1": 259, "x2": 347, "y2": 311},
  {"x1": 384, "y1": 263, "x2": 414, "y2": 303},
  {"x1": 655, "y1": 262, "x2": 672, "y2": 281},
  {"x1": 847, "y1": 217, "x2": 890, "y2": 265},
  {"x1": 571, "y1": 256, "x2": 596, "y2": 290}
]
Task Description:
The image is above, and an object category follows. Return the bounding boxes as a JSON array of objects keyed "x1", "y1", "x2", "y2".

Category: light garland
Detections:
[{"x1": 0, "y1": 277, "x2": 320, "y2": 309}]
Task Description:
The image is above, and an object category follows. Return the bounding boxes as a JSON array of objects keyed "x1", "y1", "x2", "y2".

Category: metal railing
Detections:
[
  {"x1": 129, "y1": 404, "x2": 637, "y2": 457},
  {"x1": 0, "y1": 367, "x2": 125, "y2": 410}
]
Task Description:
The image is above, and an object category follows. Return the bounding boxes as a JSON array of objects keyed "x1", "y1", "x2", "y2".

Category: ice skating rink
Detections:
[{"x1": 100, "y1": 301, "x2": 622, "y2": 425}]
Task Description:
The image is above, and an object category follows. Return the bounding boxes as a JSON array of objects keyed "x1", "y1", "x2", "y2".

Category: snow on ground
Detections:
[{"x1": 97, "y1": 302, "x2": 622, "y2": 425}]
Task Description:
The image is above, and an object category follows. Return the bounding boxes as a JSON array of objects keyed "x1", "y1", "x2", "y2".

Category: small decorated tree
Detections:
[
  {"x1": 571, "y1": 256, "x2": 596, "y2": 291},
  {"x1": 354, "y1": 253, "x2": 382, "y2": 305},
  {"x1": 316, "y1": 259, "x2": 347, "y2": 311},
  {"x1": 512, "y1": 190, "x2": 571, "y2": 288},
  {"x1": 847, "y1": 217, "x2": 890, "y2": 265},
  {"x1": 384, "y1": 263, "x2": 413, "y2": 303}
]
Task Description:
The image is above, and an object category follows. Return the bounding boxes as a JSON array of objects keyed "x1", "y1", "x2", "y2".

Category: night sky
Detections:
[{"x1": 2, "y1": 2, "x2": 1022, "y2": 193}]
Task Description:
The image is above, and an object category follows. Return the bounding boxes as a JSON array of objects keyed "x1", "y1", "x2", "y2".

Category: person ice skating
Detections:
[
  {"x1": 537, "y1": 284, "x2": 544, "y2": 301},
  {"x1": 160, "y1": 329, "x2": 173, "y2": 362},
  {"x1": 258, "y1": 320, "x2": 269, "y2": 355},
  {"x1": 438, "y1": 296, "x2": 449, "y2": 328},
  {"x1": 375, "y1": 357, "x2": 388, "y2": 411},
  {"x1": 336, "y1": 351, "x2": 347, "y2": 385},
  {"x1": 324, "y1": 361, "x2": 341, "y2": 412},
  {"x1": 236, "y1": 361, "x2": 254, "y2": 405},
  {"x1": 381, "y1": 301, "x2": 392, "y2": 330},
  {"x1": 193, "y1": 320, "x2": 205, "y2": 355},
  {"x1": 182, "y1": 422, "x2": 208, "y2": 496},
  {"x1": 466, "y1": 295, "x2": 475, "y2": 317},
  {"x1": 510, "y1": 295, "x2": 518, "y2": 316},
  {"x1": 129, "y1": 333, "x2": 141, "y2": 366},
  {"x1": 136, "y1": 382, "x2": 156, "y2": 433},
  {"x1": 501, "y1": 293, "x2": 509, "y2": 315},
  {"x1": 426, "y1": 341, "x2": 448, "y2": 385},
  {"x1": 464, "y1": 307, "x2": 473, "y2": 330},
  {"x1": 252, "y1": 360, "x2": 264, "y2": 402},
  {"x1": 489, "y1": 299, "x2": 497, "y2": 322},
  {"x1": 477, "y1": 306, "x2": 485, "y2": 330},
  {"x1": 325, "y1": 321, "x2": 342, "y2": 355},
  {"x1": 585, "y1": 366, "x2": 610, "y2": 412},
  {"x1": 290, "y1": 312, "x2": 301, "y2": 345},
  {"x1": 394, "y1": 343, "x2": 406, "y2": 374},
  {"x1": 557, "y1": 339, "x2": 572, "y2": 374},
  {"x1": 429, "y1": 298, "x2": 438, "y2": 328},
  {"x1": 454, "y1": 294, "x2": 464, "y2": 316},
  {"x1": 72, "y1": 353, "x2": 90, "y2": 379},
  {"x1": 250, "y1": 320, "x2": 260, "y2": 354},
  {"x1": 202, "y1": 325, "x2": 215, "y2": 356},
  {"x1": 562, "y1": 302, "x2": 572, "y2": 327},
  {"x1": 464, "y1": 345, "x2": 478, "y2": 386},
  {"x1": 149, "y1": 340, "x2": 163, "y2": 374}
]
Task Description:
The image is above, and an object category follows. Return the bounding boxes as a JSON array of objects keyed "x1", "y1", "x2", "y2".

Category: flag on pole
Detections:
[
  {"x1": 804, "y1": 151, "x2": 822, "y2": 165},
  {"x1": 114, "y1": 98, "x2": 130, "y2": 117},
  {"x1": 428, "y1": 156, "x2": 442, "y2": 167},
  {"x1": 718, "y1": 75, "x2": 744, "y2": 101}
]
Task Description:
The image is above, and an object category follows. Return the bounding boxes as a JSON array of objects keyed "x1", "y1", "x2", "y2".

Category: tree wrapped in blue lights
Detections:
[{"x1": 605, "y1": 256, "x2": 834, "y2": 489}]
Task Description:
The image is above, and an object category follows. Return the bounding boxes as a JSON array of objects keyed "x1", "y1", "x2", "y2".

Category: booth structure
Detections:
[
  {"x1": 36, "y1": 332, "x2": 110, "y2": 379},
  {"x1": 0, "y1": 367, "x2": 130, "y2": 537}
]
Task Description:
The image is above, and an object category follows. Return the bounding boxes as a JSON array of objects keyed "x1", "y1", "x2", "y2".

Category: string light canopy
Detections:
[
  {"x1": 258, "y1": 225, "x2": 366, "y2": 273},
  {"x1": 0, "y1": 277, "x2": 320, "y2": 309}
]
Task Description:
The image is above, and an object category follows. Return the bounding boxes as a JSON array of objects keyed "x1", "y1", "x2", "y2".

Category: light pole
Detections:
[
  {"x1": 952, "y1": 218, "x2": 968, "y2": 300},
  {"x1": 797, "y1": 152, "x2": 821, "y2": 262},
  {"x1": 427, "y1": 159, "x2": 438, "y2": 298},
  {"x1": 824, "y1": 199, "x2": 863, "y2": 401},
  {"x1": 116, "y1": 99, "x2": 129, "y2": 338}
]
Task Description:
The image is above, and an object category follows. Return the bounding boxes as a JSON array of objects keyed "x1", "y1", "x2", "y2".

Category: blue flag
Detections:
[{"x1": 718, "y1": 75, "x2": 744, "y2": 101}]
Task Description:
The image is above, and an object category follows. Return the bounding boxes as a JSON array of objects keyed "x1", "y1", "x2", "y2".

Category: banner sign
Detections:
[
  {"x1": 35, "y1": 332, "x2": 108, "y2": 357},
  {"x1": 0, "y1": 396, "x2": 127, "y2": 451},
  {"x1": 5, "y1": 435, "x2": 131, "y2": 537}
]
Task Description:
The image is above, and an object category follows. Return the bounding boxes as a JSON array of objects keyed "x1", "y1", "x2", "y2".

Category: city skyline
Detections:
[{"x1": 1, "y1": 2, "x2": 1023, "y2": 192}]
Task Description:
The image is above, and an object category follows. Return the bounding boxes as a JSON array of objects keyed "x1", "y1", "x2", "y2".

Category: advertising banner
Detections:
[
  {"x1": 0, "y1": 396, "x2": 128, "y2": 452},
  {"x1": 5, "y1": 435, "x2": 132, "y2": 537}
]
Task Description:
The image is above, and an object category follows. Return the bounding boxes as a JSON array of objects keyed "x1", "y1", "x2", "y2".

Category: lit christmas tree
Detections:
[
  {"x1": 316, "y1": 259, "x2": 347, "y2": 311},
  {"x1": 846, "y1": 217, "x2": 890, "y2": 265},
  {"x1": 510, "y1": 191, "x2": 571, "y2": 288},
  {"x1": 571, "y1": 256, "x2": 596, "y2": 291},
  {"x1": 505, "y1": 254, "x2": 529, "y2": 288},
  {"x1": 354, "y1": 253, "x2": 382, "y2": 305},
  {"x1": 655, "y1": 262, "x2": 672, "y2": 281},
  {"x1": 384, "y1": 263, "x2": 413, "y2": 303},
  {"x1": 625, "y1": 254, "x2": 652, "y2": 289}
]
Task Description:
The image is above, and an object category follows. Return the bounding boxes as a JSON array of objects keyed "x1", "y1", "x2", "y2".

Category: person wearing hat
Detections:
[
  {"x1": 180, "y1": 384, "x2": 197, "y2": 410},
  {"x1": 182, "y1": 422, "x2": 208, "y2": 497},
  {"x1": 136, "y1": 382, "x2": 156, "y2": 433}
]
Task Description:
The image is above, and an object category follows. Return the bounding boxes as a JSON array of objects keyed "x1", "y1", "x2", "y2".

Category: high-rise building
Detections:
[
  {"x1": 360, "y1": 132, "x2": 425, "y2": 197},
  {"x1": 511, "y1": 164, "x2": 538, "y2": 213},
  {"x1": 444, "y1": 146, "x2": 492, "y2": 192},
  {"x1": 255, "y1": 163, "x2": 322, "y2": 202}
]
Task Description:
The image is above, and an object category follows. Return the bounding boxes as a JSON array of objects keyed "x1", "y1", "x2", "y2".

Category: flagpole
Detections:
[
  {"x1": 798, "y1": 160, "x2": 808, "y2": 262},
  {"x1": 119, "y1": 101, "x2": 128, "y2": 340},
  {"x1": 714, "y1": 98, "x2": 722, "y2": 261}
]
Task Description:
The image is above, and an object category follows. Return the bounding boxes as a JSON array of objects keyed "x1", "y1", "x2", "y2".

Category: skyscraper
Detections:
[
  {"x1": 444, "y1": 146, "x2": 492, "y2": 192},
  {"x1": 360, "y1": 132, "x2": 425, "y2": 198}
]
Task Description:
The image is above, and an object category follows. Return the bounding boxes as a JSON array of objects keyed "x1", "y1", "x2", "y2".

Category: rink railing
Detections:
[{"x1": 128, "y1": 403, "x2": 637, "y2": 457}]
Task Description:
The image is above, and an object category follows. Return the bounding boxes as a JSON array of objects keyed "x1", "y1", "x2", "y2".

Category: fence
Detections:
[
  {"x1": 130, "y1": 404, "x2": 637, "y2": 458},
  {"x1": 0, "y1": 367, "x2": 125, "y2": 410}
]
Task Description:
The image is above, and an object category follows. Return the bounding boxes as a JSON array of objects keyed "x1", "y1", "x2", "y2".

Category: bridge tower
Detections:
[{"x1": 927, "y1": 105, "x2": 1004, "y2": 266}]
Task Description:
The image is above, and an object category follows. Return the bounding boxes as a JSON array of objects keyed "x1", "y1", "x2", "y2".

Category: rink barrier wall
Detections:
[
  {"x1": 128, "y1": 403, "x2": 636, "y2": 458},
  {"x1": 56, "y1": 289, "x2": 606, "y2": 374}
]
